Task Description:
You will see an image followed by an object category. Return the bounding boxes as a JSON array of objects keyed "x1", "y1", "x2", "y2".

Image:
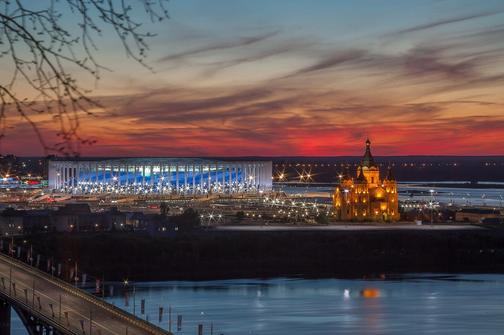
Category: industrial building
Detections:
[{"x1": 48, "y1": 158, "x2": 272, "y2": 195}]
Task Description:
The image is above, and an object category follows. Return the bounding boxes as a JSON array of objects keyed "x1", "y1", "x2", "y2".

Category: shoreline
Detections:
[{"x1": 20, "y1": 228, "x2": 504, "y2": 282}]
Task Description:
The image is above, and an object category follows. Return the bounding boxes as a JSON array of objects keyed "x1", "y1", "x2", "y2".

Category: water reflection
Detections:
[{"x1": 11, "y1": 275, "x2": 504, "y2": 334}]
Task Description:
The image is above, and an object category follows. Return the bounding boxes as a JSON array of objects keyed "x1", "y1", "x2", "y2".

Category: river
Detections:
[
  {"x1": 11, "y1": 275, "x2": 504, "y2": 334},
  {"x1": 277, "y1": 182, "x2": 504, "y2": 207}
]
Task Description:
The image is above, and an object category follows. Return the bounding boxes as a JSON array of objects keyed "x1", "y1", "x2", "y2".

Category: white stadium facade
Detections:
[{"x1": 48, "y1": 158, "x2": 272, "y2": 195}]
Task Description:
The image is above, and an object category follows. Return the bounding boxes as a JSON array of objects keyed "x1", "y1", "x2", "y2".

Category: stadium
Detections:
[{"x1": 48, "y1": 158, "x2": 272, "y2": 195}]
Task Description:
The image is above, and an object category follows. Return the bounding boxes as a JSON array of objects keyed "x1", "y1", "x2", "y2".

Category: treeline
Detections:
[{"x1": 23, "y1": 229, "x2": 504, "y2": 281}]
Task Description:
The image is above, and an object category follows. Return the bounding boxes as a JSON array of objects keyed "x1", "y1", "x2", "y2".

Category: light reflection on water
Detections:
[{"x1": 13, "y1": 275, "x2": 504, "y2": 335}]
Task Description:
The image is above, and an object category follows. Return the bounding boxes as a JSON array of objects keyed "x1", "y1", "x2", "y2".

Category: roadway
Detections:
[
  {"x1": 215, "y1": 224, "x2": 483, "y2": 231},
  {"x1": 0, "y1": 252, "x2": 170, "y2": 335}
]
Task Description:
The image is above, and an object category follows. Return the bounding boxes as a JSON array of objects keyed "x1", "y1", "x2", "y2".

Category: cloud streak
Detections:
[
  {"x1": 393, "y1": 11, "x2": 503, "y2": 35},
  {"x1": 157, "y1": 31, "x2": 280, "y2": 62}
]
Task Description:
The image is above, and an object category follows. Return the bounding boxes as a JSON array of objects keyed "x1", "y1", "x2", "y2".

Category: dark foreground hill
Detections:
[{"x1": 24, "y1": 228, "x2": 504, "y2": 281}]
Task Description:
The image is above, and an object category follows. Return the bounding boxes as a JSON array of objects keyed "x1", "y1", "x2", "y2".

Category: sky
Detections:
[{"x1": 2, "y1": 0, "x2": 504, "y2": 156}]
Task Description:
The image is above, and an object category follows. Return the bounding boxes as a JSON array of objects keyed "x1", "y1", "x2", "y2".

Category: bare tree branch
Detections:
[{"x1": 0, "y1": 0, "x2": 169, "y2": 156}]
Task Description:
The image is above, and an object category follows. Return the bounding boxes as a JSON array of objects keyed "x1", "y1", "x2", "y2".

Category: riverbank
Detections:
[{"x1": 23, "y1": 227, "x2": 504, "y2": 281}]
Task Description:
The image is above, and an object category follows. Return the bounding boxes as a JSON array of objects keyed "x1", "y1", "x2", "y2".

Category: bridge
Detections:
[{"x1": 0, "y1": 252, "x2": 172, "y2": 334}]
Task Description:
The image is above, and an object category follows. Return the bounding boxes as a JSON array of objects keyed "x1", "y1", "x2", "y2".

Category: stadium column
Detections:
[
  {"x1": 118, "y1": 164, "x2": 121, "y2": 186},
  {"x1": 68, "y1": 166, "x2": 71, "y2": 189},
  {"x1": 62, "y1": 164, "x2": 66, "y2": 189},
  {"x1": 222, "y1": 163, "x2": 226, "y2": 187},
  {"x1": 133, "y1": 164, "x2": 138, "y2": 192},
  {"x1": 192, "y1": 164, "x2": 196, "y2": 193},
  {"x1": 142, "y1": 165, "x2": 146, "y2": 186},
  {"x1": 255, "y1": 163, "x2": 258, "y2": 189},
  {"x1": 251, "y1": 164, "x2": 255, "y2": 189},
  {"x1": 259, "y1": 163, "x2": 262, "y2": 189},
  {"x1": 259, "y1": 163, "x2": 262, "y2": 190},
  {"x1": 243, "y1": 163, "x2": 247, "y2": 188},
  {"x1": 237, "y1": 164, "x2": 240, "y2": 191},
  {"x1": 215, "y1": 162, "x2": 219, "y2": 190},
  {"x1": 68, "y1": 165, "x2": 71, "y2": 189},
  {"x1": 232, "y1": 164, "x2": 236, "y2": 192},
  {"x1": 176, "y1": 164, "x2": 179, "y2": 193},
  {"x1": 254, "y1": 164, "x2": 258, "y2": 188},
  {"x1": 82, "y1": 163, "x2": 86, "y2": 188},
  {"x1": 184, "y1": 164, "x2": 188, "y2": 193},
  {"x1": 200, "y1": 164, "x2": 204, "y2": 191},
  {"x1": 151, "y1": 164, "x2": 155, "y2": 186},
  {"x1": 245, "y1": 163, "x2": 249, "y2": 188},
  {"x1": 229, "y1": 164, "x2": 233, "y2": 192},
  {"x1": 208, "y1": 163, "x2": 212, "y2": 190},
  {"x1": 159, "y1": 164, "x2": 163, "y2": 193},
  {"x1": 125, "y1": 164, "x2": 129, "y2": 186},
  {"x1": 264, "y1": 163, "x2": 268, "y2": 190},
  {"x1": 62, "y1": 166, "x2": 65, "y2": 189},
  {"x1": 258, "y1": 163, "x2": 262, "y2": 191},
  {"x1": 236, "y1": 164, "x2": 240, "y2": 189},
  {"x1": 55, "y1": 165, "x2": 59, "y2": 189},
  {"x1": 94, "y1": 162, "x2": 98, "y2": 185},
  {"x1": 168, "y1": 164, "x2": 172, "y2": 193},
  {"x1": 238, "y1": 164, "x2": 242, "y2": 187}
]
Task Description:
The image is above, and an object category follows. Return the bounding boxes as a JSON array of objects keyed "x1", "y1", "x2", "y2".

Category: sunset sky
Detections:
[{"x1": 2, "y1": 0, "x2": 504, "y2": 156}]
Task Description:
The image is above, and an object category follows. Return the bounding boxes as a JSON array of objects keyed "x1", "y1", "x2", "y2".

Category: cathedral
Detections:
[{"x1": 333, "y1": 139, "x2": 399, "y2": 222}]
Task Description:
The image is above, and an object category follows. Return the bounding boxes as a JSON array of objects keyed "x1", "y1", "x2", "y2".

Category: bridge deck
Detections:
[{"x1": 0, "y1": 252, "x2": 171, "y2": 335}]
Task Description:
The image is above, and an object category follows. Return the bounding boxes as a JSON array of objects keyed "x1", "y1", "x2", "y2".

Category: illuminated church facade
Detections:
[{"x1": 333, "y1": 139, "x2": 399, "y2": 222}]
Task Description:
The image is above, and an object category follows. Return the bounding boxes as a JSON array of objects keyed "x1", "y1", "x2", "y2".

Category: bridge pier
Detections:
[
  {"x1": 0, "y1": 299, "x2": 11, "y2": 334},
  {"x1": 14, "y1": 305, "x2": 64, "y2": 335}
]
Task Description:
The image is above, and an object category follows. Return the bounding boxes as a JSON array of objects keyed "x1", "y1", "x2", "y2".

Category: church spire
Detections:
[{"x1": 361, "y1": 138, "x2": 375, "y2": 168}]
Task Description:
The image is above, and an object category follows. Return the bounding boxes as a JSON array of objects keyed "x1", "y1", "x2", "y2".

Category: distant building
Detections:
[
  {"x1": 333, "y1": 139, "x2": 399, "y2": 222},
  {"x1": 455, "y1": 208, "x2": 503, "y2": 223},
  {"x1": 48, "y1": 158, "x2": 272, "y2": 195},
  {"x1": 0, "y1": 203, "x2": 201, "y2": 236}
]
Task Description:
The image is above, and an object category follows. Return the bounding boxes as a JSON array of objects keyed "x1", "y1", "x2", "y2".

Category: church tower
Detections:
[
  {"x1": 333, "y1": 139, "x2": 400, "y2": 222},
  {"x1": 360, "y1": 139, "x2": 380, "y2": 187}
]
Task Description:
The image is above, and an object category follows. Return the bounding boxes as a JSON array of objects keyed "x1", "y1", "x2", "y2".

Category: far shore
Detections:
[{"x1": 18, "y1": 227, "x2": 504, "y2": 282}]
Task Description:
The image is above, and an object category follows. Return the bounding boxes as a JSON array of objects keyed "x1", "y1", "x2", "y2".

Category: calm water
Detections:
[
  {"x1": 11, "y1": 275, "x2": 504, "y2": 334},
  {"x1": 279, "y1": 183, "x2": 504, "y2": 207}
]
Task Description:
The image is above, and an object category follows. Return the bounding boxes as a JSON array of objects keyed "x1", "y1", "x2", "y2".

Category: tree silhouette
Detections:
[{"x1": 0, "y1": 0, "x2": 169, "y2": 155}]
